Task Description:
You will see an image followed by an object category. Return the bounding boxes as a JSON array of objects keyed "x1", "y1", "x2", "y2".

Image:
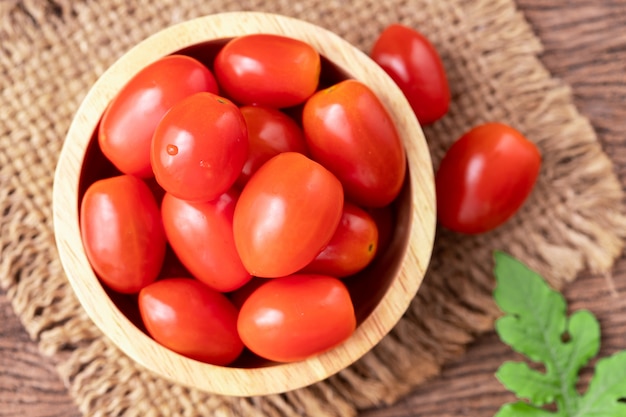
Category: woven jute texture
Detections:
[{"x1": 1, "y1": 0, "x2": 625, "y2": 416}]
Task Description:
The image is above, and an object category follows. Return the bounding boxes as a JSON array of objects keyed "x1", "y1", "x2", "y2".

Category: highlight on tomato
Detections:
[
  {"x1": 80, "y1": 174, "x2": 166, "y2": 294},
  {"x1": 435, "y1": 122, "x2": 541, "y2": 234},
  {"x1": 302, "y1": 79, "x2": 406, "y2": 208},
  {"x1": 99, "y1": 55, "x2": 218, "y2": 177},
  {"x1": 237, "y1": 274, "x2": 356, "y2": 363},
  {"x1": 233, "y1": 152, "x2": 344, "y2": 278},
  {"x1": 139, "y1": 278, "x2": 244, "y2": 365},
  {"x1": 214, "y1": 34, "x2": 321, "y2": 108},
  {"x1": 371, "y1": 24, "x2": 450, "y2": 125}
]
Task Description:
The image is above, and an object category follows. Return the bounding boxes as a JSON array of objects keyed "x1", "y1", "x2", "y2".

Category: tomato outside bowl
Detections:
[{"x1": 52, "y1": 11, "x2": 436, "y2": 397}]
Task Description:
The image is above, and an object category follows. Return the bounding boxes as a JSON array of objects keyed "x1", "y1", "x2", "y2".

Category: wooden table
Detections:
[{"x1": 2, "y1": 0, "x2": 625, "y2": 415}]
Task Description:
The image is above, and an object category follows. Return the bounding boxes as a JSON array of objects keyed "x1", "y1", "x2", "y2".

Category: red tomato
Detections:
[
  {"x1": 301, "y1": 202, "x2": 378, "y2": 277},
  {"x1": 161, "y1": 190, "x2": 252, "y2": 292},
  {"x1": 370, "y1": 24, "x2": 450, "y2": 125},
  {"x1": 80, "y1": 175, "x2": 166, "y2": 293},
  {"x1": 151, "y1": 92, "x2": 248, "y2": 202},
  {"x1": 99, "y1": 55, "x2": 218, "y2": 177},
  {"x1": 236, "y1": 105, "x2": 308, "y2": 187},
  {"x1": 233, "y1": 152, "x2": 344, "y2": 278},
  {"x1": 237, "y1": 274, "x2": 356, "y2": 362},
  {"x1": 214, "y1": 34, "x2": 320, "y2": 108},
  {"x1": 435, "y1": 122, "x2": 541, "y2": 234},
  {"x1": 302, "y1": 80, "x2": 406, "y2": 208},
  {"x1": 139, "y1": 278, "x2": 243, "y2": 365}
]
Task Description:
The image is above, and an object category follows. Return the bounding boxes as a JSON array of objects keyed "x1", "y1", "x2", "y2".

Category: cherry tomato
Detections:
[
  {"x1": 151, "y1": 92, "x2": 248, "y2": 202},
  {"x1": 233, "y1": 152, "x2": 344, "y2": 278},
  {"x1": 237, "y1": 274, "x2": 356, "y2": 362},
  {"x1": 302, "y1": 80, "x2": 406, "y2": 208},
  {"x1": 80, "y1": 175, "x2": 166, "y2": 293},
  {"x1": 370, "y1": 24, "x2": 450, "y2": 125},
  {"x1": 236, "y1": 105, "x2": 308, "y2": 187},
  {"x1": 435, "y1": 122, "x2": 541, "y2": 234},
  {"x1": 139, "y1": 278, "x2": 243, "y2": 365},
  {"x1": 301, "y1": 202, "x2": 378, "y2": 277},
  {"x1": 161, "y1": 190, "x2": 252, "y2": 292},
  {"x1": 99, "y1": 55, "x2": 218, "y2": 177},
  {"x1": 214, "y1": 34, "x2": 321, "y2": 108}
]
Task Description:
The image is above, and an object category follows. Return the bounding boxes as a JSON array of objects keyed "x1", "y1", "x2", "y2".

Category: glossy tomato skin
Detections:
[
  {"x1": 237, "y1": 274, "x2": 356, "y2": 363},
  {"x1": 435, "y1": 122, "x2": 541, "y2": 234},
  {"x1": 301, "y1": 202, "x2": 378, "y2": 277},
  {"x1": 161, "y1": 190, "x2": 252, "y2": 292},
  {"x1": 139, "y1": 278, "x2": 244, "y2": 365},
  {"x1": 371, "y1": 24, "x2": 450, "y2": 125},
  {"x1": 99, "y1": 55, "x2": 218, "y2": 177},
  {"x1": 302, "y1": 80, "x2": 406, "y2": 208},
  {"x1": 151, "y1": 92, "x2": 248, "y2": 202},
  {"x1": 214, "y1": 34, "x2": 321, "y2": 108},
  {"x1": 233, "y1": 152, "x2": 344, "y2": 278},
  {"x1": 236, "y1": 105, "x2": 308, "y2": 187},
  {"x1": 80, "y1": 175, "x2": 166, "y2": 293}
]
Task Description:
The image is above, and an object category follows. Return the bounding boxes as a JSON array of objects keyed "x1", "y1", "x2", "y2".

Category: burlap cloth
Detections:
[{"x1": 1, "y1": 0, "x2": 625, "y2": 416}]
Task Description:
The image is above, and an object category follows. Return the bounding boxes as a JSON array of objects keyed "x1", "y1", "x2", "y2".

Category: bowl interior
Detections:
[
  {"x1": 77, "y1": 38, "x2": 413, "y2": 367},
  {"x1": 54, "y1": 11, "x2": 435, "y2": 396}
]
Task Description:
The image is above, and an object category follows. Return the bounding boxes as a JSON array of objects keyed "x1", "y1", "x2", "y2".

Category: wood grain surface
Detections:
[{"x1": 2, "y1": 0, "x2": 625, "y2": 415}]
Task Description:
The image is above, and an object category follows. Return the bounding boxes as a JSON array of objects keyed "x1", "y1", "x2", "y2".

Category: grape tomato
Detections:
[
  {"x1": 371, "y1": 24, "x2": 450, "y2": 125},
  {"x1": 233, "y1": 152, "x2": 344, "y2": 278},
  {"x1": 302, "y1": 79, "x2": 406, "y2": 208},
  {"x1": 80, "y1": 175, "x2": 166, "y2": 293},
  {"x1": 151, "y1": 92, "x2": 248, "y2": 202},
  {"x1": 237, "y1": 274, "x2": 356, "y2": 363},
  {"x1": 139, "y1": 278, "x2": 243, "y2": 365},
  {"x1": 435, "y1": 122, "x2": 541, "y2": 234},
  {"x1": 214, "y1": 34, "x2": 321, "y2": 108},
  {"x1": 302, "y1": 202, "x2": 379, "y2": 277},
  {"x1": 161, "y1": 190, "x2": 252, "y2": 292}
]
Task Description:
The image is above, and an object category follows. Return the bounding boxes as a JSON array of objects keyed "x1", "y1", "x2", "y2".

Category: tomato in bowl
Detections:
[{"x1": 53, "y1": 11, "x2": 436, "y2": 396}]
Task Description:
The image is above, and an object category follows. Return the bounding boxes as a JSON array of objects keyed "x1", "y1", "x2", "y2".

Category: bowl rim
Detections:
[{"x1": 52, "y1": 11, "x2": 436, "y2": 397}]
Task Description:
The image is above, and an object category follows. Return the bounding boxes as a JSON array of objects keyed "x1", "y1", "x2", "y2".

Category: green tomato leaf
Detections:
[
  {"x1": 495, "y1": 402, "x2": 559, "y2": 417},
  {"x1": 492, "y1": 251, "x2": 619, "y2": 416},
  {"x1": 563, "y1": 309, "x2": 600, "y2": 381},
  {"x1": 495, "y1": 361, "x2": 560, "y2": 406},
  {"x1": 574, "y1": 350, "x2": 626, "y2": 417},
  {"x1": 493, "y1": 251, "x2": 567, "y2": 362}
]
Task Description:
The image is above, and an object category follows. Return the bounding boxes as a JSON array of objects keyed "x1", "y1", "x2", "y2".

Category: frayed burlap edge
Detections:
[{"x1": 1, "y1": 0, "x2": 625, "y2": 416}]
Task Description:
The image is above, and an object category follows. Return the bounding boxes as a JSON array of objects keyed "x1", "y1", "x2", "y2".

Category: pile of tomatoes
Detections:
[
  {"x1": 80, "y1": 33, "x2": 405, "y2": 365},
  {"x1": 80, "y1": 23, "x2": 542, "y2": 367}
]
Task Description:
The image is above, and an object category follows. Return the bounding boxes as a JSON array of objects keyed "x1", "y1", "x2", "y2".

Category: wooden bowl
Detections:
[{"x1": 53, "y1": 11, "x2": 436, "y2": 397}]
